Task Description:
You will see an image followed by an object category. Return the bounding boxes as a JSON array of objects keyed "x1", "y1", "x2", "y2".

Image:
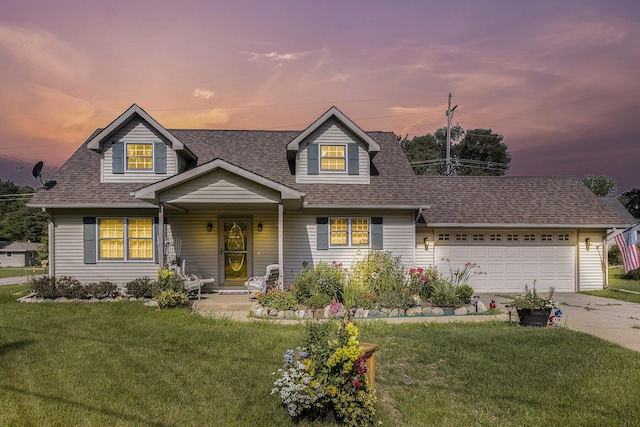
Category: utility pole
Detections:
[{"x1": 445, "y1": 93, "x2": 457, "y2": 176}]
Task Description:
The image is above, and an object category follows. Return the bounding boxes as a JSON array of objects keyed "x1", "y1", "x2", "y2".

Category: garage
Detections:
[{"x1": 434, "y1": 231, "x2": 576, "y2": 293}]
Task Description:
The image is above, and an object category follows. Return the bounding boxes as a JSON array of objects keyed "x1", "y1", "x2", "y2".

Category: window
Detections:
[
  {"x1": 127, "y1": 143, "x2": 153, "y2": 170},
  {"x1": 438, "y1": 234, "x2": 450, "y2": 241},
  {"x1": 558, "y1": 234, "x2": 570, "y2": 241},
  {"x1": 98, "y1": 218, "x2": 153, "y2": 260},
  {"x1": 524, "y1": 234, "x2": 536, "y2": 241},
  {"x1": 541, "y1": 234, "x2": 553, "y2": 241},
  {"x1": 455, "y1": 234, "x2": 467, "y2": 241},
  {"x1": 5, "y1": 252, "x2": 11, "y2": 258},
  {"x1": 507, "y1": 234, "x2": 519, "y2": 241},
  {"x1": 490, "y1": 234, "x2": 502, "y2": 241},
  {"x1": 330, "y1": 218, "x2": 369, "y2": 247},
  {"x1": 321, "y1": 145, "x2": 345, "y2": 171},
  {"x1": 473, "y1": 234, "x2": 485, "y2": 241}
]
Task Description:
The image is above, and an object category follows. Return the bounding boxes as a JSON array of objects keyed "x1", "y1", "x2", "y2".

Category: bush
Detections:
[
  {"x1": 293, "y1": 261, "x2": 346, "y2": 303},
  {"x1": 156, "y1": 269, "x2": 185, "y2": 293},
  {"x1": 350, "y1": 250, "x2": 405, "y2": 294},
  {"x1": 608, "y1": 244, "x2": 621, "y2": 265},
  {"x1": 257, "y1": 290, "x2": 298, "y2": 311},
  {"x1": 86, "y1": 281, "x2": 118, "y2": 299},
  {"x1": 455, "y1": 284, "x2": 475, "y2": 305},
  {"x1": 305, "y1": 293, "x2": 331, "y2": 309},
  {"x1": 126, "y1": 277, "x2": 155, "y2": 298},
  {"x1": 155, "y1": 290, "x2": 188, "y2": 308},
  {"x1": 378, "y1": 290, "x2": 416, "y2": 310},
  {"x1": 429, "y1": 278, "x2": 462, "y2": 308},
  {"x1": 56, "y1": 276, "x2": 84, "y2": 299},
  {"x1": 29, "y1": 275, "x2": 57, "y2": 299},
  {"x1": 354, "y1": 292, "x2": 378, "y2": 310},
  {"x1": 407, "y1": 267, "x2": 440, "y2": 300},
  {"x1": 622, "y1": 268, "x2": 640, "y2": 280}
]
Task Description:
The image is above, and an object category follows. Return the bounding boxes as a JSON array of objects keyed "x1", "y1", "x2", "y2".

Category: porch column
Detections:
[
  {"x1": 48, "y1": 216, "x2": 55, "y2": 277},
  {"x1": 158, "y1": 202, "x2": 164, "y2": 269},
  {"x1": 278, "y1": 203, "x2": 284, "y2": 290}
]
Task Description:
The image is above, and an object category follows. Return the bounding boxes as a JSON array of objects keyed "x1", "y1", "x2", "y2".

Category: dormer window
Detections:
[
  {"x1": 321, "y1": 145, "x2": 346, "y2": 171},
  {"x1": 127, "y1": 143, "x2": 153, "y2": 170}
]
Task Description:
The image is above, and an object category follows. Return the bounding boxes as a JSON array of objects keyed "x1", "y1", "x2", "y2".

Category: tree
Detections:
[
  {"x1": 401, "y1": 126, "x2": 510, "y2": 176},
  {"x1": 0, "y1": 179, "x2": 48, "y2": 243},
  {"x1": 452, "y1": 128, "x2": 510, "y2": 176},
  {"x1": 581, "y1": 175, "x2": 618, "y2": 197},
  {"x1": 620, "y1": 188, "x2": 640, "y2": 218}
]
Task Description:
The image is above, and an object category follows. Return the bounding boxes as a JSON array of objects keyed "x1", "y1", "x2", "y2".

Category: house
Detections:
[
  {"x1": 28, "y1": 104, "x2": 632, "y2": 292},
  {"x1": 0, "y1": 241, "x2": 41, "y2": 267}
]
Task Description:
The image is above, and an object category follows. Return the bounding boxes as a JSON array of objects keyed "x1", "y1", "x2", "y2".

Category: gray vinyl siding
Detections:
[
  {"x1": 159, "y1": 170, "x2": 280, "y2": 205},
  {"x1": 282, "y1": 210, "x2": 414, "y2": 286},
  {"x1": 51, "y1": 209, "x2": 159, "y2": 284},
  {"x1": 578, "y1": 231, "x2": 606, "y2": 290},
  {"x1": 296, "y1": 118, "x2": 370, "y2": 184},
  {"x1": 102, "y1": 118, "x2": 177, "y2": 183},
  {"x1": 0, "y1": 252, "x2": 30, "y2": 267}
]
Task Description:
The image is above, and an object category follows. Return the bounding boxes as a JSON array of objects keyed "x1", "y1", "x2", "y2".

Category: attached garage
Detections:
[{"x1": 432, "y1": 230, "x2": 576, "y2": 293}]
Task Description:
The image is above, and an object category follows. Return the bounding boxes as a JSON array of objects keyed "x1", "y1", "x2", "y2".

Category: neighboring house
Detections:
[
  {"x1": 28, "y1": 104, "x2": 631, "y2": 292},
  {"x1": 0, "y1": 241, "x2": 41, "y2": 267}
]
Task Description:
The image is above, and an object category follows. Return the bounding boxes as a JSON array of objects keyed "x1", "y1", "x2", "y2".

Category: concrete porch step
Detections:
[{"x1": 192, "y1": 294, "x2": 252, "y2": 312}]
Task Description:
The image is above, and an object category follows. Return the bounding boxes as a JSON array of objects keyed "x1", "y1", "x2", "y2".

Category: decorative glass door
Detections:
[{"x1": 221, "y1": 220, "x2": 248, "y2": 284}]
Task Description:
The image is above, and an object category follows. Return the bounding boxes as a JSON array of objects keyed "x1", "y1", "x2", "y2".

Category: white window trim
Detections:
[
  {"x1": 5, "y1": 252, "x2": 12, "y2": 258},
  {"x1": 97, "y1": 217, "x2": 155, "y2": 261},
  {"x1": 125, "y1": 142, "x2": 154, "y2": 172},
  {"x1": 319, "y1": 143, "x2": 347, "y2": 173},
  {"x1": 329, "y1": 217, "x2": 370, "y2": 248}
]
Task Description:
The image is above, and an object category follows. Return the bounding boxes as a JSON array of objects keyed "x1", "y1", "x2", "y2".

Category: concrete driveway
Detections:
[{"x1": 485, "y1": 292, "x2": 640, "y2": 353}]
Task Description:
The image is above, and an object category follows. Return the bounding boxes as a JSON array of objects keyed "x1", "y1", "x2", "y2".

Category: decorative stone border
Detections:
[
  {"x1": 16, "y1": 293, "x2": 159, "y2": 307},
  {"x1": 250, "y1": 300, "x2": 489, "y2": 320}
]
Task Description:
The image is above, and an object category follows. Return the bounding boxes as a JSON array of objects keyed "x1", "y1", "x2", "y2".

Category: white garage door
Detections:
[{"x1": 435, "y1": 246, "x2": 575, "y2": 293}]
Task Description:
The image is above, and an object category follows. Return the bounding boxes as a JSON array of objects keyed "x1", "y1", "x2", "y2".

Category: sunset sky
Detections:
[{"x1": 1, "y1": 0, "x2": 638, "y2": 191}]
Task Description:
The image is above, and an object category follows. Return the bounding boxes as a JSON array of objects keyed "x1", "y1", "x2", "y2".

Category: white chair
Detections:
[
  {"x1": 178, "y1": 260, "x2": 216, "y2": 299},
  {"x1": 244, "y1": 264, "x2": 279, "y2": 298}
]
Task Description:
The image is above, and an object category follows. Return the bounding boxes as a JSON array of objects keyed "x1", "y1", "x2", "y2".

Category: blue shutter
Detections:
[
  {"x1": 154, "y1": 142, "x2": 166, "y2": 174},
  {"x1": 316, "y1": 217, "x2": 328, "y2": 250},
  {"x1": 348, "y1": 144, "x2": 359, "y2": 175},
  {"x1": 83, "y1": 217, "x2": 96, "y2": 264},
  {"x1": 371, "y1": 217, "x2": 383, "y2": 249},
  {"x1": 112, "y1": 141, "x2": 124, "y2": 174},
  {"x1": 307, "y1": 144, "x2": 319, "y2": 175}
]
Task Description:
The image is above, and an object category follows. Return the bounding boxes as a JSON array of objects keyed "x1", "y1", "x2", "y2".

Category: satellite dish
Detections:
[
  {"x1": 43, "y1": 180, "x2": 57, "y2": 190},
  {"x1": 32, "y1": 161, "x2": 44, "y2": 178}
]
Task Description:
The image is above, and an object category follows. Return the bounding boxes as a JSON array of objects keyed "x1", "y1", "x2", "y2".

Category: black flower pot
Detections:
[{"x1": 517, "y1": 308, "x2": 551, "y2": 327}]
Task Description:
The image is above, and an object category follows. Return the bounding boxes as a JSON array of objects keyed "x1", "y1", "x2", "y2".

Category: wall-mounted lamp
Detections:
[
  {"x1": 207, "y1": 222, "x2": 213, "y2": 232},
  {"x1": 257, "y1": 223, "x2": 263, "y2": 232},
  {"x1": 585, "y1": 237, "x2": 592, "y2": 251},
  {"x1": 423, "y1": 237, "x2": 429, "y2": 251}
]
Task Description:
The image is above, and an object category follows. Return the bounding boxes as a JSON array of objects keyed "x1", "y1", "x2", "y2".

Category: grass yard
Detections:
[
  {"x1": 0, "y1": 266, "x2": 47, "y2": 279},
  {"x1": 583, "y1": 266, "x2": 640, "y2": 304},
  {"x1": 1, "y1": 284, "x2": 640, "y2": 426}
]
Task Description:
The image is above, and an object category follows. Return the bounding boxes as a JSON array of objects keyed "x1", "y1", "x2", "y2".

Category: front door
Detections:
[{"x1": 220, "y1": 219, "x2": 250, "y2": 285}]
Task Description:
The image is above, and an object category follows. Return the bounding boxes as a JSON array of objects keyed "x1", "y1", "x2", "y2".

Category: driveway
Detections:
[
  {"x1": 0, "y1": 276, "x2": 33, "y2": 286},
  {"x1": 485, "y1": 292, "x2": 640, "y2": 353}
]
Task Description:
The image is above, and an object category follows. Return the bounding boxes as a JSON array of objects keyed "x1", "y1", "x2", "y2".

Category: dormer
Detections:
[
  {"x1": 86, "y1": 104, "x2": 197, "y2": 183},
  {"x1": 287, "y1": 106, "x2": 380, "y2": 184}
]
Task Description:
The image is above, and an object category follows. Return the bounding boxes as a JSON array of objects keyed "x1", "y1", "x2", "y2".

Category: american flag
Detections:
[{"x1": 614, "y1": 227, "x2": 640, "y2": 273}]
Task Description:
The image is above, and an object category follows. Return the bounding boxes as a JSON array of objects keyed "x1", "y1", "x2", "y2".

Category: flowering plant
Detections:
[
  {"x1": 510, "y1": 281, "x2": 558, "y2": 310},
  {"x1": 272, "y1": 319, "x2": 376, "y2": 426}
]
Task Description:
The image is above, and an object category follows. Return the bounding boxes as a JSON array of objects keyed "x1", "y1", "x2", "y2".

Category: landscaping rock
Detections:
[
  {"x1": 432, "y1": 307, "x2": 444, "y2": 315},
  {"x1": 406, "y1": 307, "x2": 421, "y2": 317},
  {"x1": 334, "y1": 311, "x2": 346, "y2": 319},
  {"x1": 476, "y1": 301, "x2": 488, "y2": 313},
  {"x1": 381, "y1": 308, "x2": 391, "y2": 315},
  {"x1": 144, "y1": 301, "x2": 159, "y2": 308},
  {"x1": 367, "y1": 310, "x2": 386, "y2": 318},
  {"x1": 314, "y1": 308, "x2": 324, "y2": 319},
  {"x1": 277, "y1": 310, "x2": 285, "y2": 319},
  {"x1": 324, "y1": 305, "x2": 332, "y2": 319},
  {"x1": 389, "y1": 309, "x2": 399, "y2": 317},
  {"x1": 455, "y1": 307, "x2": 468, "y2": 315},
  {"x1": 284, "y1": 310, "x2": 297, "y2": 319},
  {"x1": 354, "y1": 308, "x2": 365, "y2": 318},
  {"x1": 129, "y1": 297, "x2": 138, "y2": 301}
]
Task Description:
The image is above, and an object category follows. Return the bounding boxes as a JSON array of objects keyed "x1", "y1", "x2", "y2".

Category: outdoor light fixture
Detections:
[
  {"x1": 505, "y1": 304, "x2": 514, "y2": 323},
  {"x1": 585, "y1": 237, "x2": 592, "y2": 251},
  {"x1": 257, "y1": 223, "x2": 263, "y2": 232},
  {"x1": 473, "y1": 295, "x2": 481, "y2": 313},
  {"x1": 207, "y1": 222, "x2": 213, "y2": 232},
  {"x1": 423, "y1": 237, "x2": 429, "y2": 251}
]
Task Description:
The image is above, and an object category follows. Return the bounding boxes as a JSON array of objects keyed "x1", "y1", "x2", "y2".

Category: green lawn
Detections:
[
  {"x1": 583, "y1": 266, "x2": 640, "y2": 304},
  {"x1": 0, "y1": 266, "x2": 47, "y2": 279},
  {"x1": 1, "y1": 285, "x2": 640, "y2": 426}
]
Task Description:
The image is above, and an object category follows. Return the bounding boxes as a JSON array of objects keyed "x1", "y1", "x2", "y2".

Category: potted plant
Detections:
[{"x1": 509, "y1": 281, "x2": 558, "y2": 327}]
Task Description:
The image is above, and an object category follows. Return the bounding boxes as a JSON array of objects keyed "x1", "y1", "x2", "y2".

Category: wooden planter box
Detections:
[{"x1": 361, "y1": 342, "x2": 379, "y2": 388}]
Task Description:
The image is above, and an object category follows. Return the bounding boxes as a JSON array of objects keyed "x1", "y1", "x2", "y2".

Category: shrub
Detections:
[
  {"x1": 155, "y1": 290, "x2": 188, "y2": 308},
  {"x1": 257, "y1": 290, "x2": 298, "y2": 311},
  {"x1": 455, "y1": 284, "x2": 475, "y2": 305},
  {"x1": 126, "y1": 277, "x2": 156, "y2": 298},
  {"x1": 293, "y1": 261, "x2": 346, "y2": 303},
  {"x1": 407, "y1": 267, "x2": 440, "y2": 300},
  {"x1": 156, "y1": 269, "x2": 185, "y2": 293},
  {"x1": 56, "y1": 276, "x2": 84, "y2": 299},
  {"x1": 86, "y1": 281, "x2": 118, "y2": 299},
  {"x1": 29, "y1": 275, "x2": 57, "y2": 299},
  {"x1": 621, "y1": 268, "x2": 640, "y2": 280},
  {"x1": 343, "y1": 279, "x2": 370, "y2": 309},
  {"x1": 378, "y1": 290, "x2": 416, "y2": 310},
  {"x1": 350, "y1": 250, "x2": 405, "y2": 294},
  {"x1": 429, "y1": 278, "x2": 463, "y2": 308},
  {"x1": 305, "y1": 293, "x2": 331, "y2": 309},
  {"x1": 608, "y1": 244, "x2": 621, "y2": 265},
  {"x1": 354, "y1": 292, "x2": 378, "y2": 310}
]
